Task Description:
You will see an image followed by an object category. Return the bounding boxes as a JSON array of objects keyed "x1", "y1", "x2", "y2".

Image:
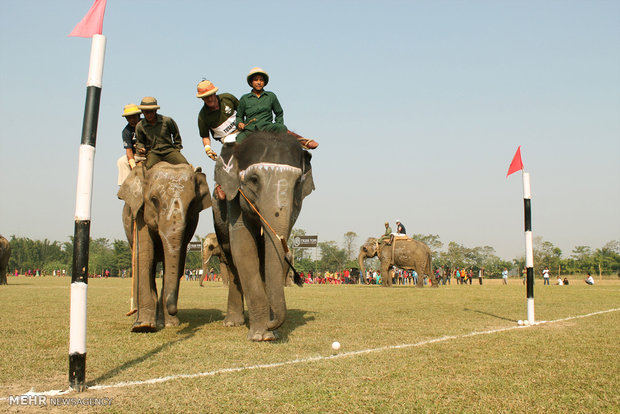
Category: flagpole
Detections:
[
  {"x1": 69, "y1": 33, "x2": 106, "y2": 392},
  {"x1": 522, "y1": 171, "x2": 535, "y2": 324}
]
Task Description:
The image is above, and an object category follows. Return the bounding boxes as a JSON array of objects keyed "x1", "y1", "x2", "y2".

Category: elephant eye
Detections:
[{"x1": 246, "y1": 174, "x2": 259, "y2": 186}]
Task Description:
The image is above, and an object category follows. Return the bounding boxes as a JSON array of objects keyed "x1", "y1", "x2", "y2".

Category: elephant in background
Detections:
[
  {"x1": 213, "y1": 131, "x2": 314, "y2": 341},
  {"x1": 0, "y1": 235, "x2": 10, "y2": 285},
  {"x1": 358, "y1": 237, "x2": 435, "y2": 287},
  {"x1": 118, "y1": 162, "x2": 211, "y2": 332},
  {"x1": 200, "y1": 233, "x2": 230, "y2": 286}
]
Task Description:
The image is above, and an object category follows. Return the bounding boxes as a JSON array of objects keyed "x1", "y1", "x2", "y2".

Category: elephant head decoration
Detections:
[
  {"x1": 118, "y1": 162, "x2": 211, "y2": 331},
  {"x1": 358, "y1": 237, "x2": 435, "y2": 287},
  {"x1": 213, "y1": 131, "x2": 315, "y2": 341}
]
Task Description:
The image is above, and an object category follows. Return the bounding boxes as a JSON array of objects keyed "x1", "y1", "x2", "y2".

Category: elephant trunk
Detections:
[
  {"x1": 264, "y1": 225, "x2": 289, "y2": 331},
  {"x1": 162, "y1": 232, "x2": 187, "y2": 316},
  {"x1": 357, "y1": 252, "x2": 366, "y2": 281}
]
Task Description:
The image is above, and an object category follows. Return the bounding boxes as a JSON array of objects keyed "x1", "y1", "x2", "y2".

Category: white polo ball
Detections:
[
  {"x1": 517, "y1": 320, "x2": 524, "y2": 326},
  {"x1": 331, "y1": 341, "x2": 341, "y2": 351}
]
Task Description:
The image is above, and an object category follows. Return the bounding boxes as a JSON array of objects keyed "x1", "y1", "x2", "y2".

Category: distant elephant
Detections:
[
  {"x1": 118, "y1": 162, "x2": 211, "y2": 332},
  {"x1": 0, "y1": 235, "x2": 10, "y2": 285},
  {"x1": 213, "y1": 131, "x2": 314, "y2": 341},
  {"x1": 200, "y1": 233, "x2": 230, "y2": 286},
  {"x1": 358, "y1": 237, "x2": 435, "y2": 287}
]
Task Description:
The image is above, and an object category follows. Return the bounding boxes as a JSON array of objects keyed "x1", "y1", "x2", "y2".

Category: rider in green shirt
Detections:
[{"x1": 236, "y1": 67, "x2": 318, "y2": 149}]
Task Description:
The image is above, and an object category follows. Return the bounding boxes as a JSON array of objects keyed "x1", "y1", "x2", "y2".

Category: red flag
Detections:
[
  {"x1": 68, "y1": 0, "x2": 107, "y2": 37},
  {"x1": 506, "y1": 146, "x2": 524, "y2": 177}
]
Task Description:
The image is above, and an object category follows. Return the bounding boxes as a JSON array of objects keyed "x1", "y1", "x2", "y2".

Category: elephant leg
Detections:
[
  {"x1": 132, "y1": 220, "x2": 158, "y2": 332},
  {"x1": 223, "y1": 261, "x2": 245, "y2": 327},
  {"x1": 381, "y1": 260, "x2": 391, "y2": 287},
  {"x1": 229, "y1": 211, "x2": 275, "y2": 341},
  {"x1": 220, "y1": 261, "x2": 230, "y2": 286}
]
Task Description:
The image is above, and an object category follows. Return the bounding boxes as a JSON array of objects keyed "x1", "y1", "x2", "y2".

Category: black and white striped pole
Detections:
[
  {"x1": 522, "y1": 172, "x2": 535, "y2": 325},
  {"x1": 69, "y1": 33, "x2": 106, "y2": 392}
]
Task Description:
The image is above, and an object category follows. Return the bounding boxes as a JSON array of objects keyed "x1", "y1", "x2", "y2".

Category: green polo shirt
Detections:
[
  {"x1": 198, "y1": 93, "x2": 239, "y2": 138},
  {"x1": 135, "y1": 114, "x2": 182, "y2": 155},
  {"x1": 236, "y1": 90, "x2": 284, "y2": 130}
]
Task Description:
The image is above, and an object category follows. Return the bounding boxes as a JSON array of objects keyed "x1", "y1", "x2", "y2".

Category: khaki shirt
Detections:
[{"x1": 135, "y1": 114, "x2": 182, "y2": 155}]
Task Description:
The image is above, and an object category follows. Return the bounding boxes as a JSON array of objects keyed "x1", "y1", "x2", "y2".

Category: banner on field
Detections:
[
  {"x1": 293, "y1": 235, "x2": 318, "y2": 248},
  {"x1": 187, "y1": 241, "x2": 202, "y2": 252}
]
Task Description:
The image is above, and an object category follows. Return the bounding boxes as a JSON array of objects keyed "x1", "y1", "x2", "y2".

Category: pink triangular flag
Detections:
[
  {"x1": 68, "y1": 0, "x2": 107, "y2": 37},
  {"x1": 506, "y1": 146, "x2": 524, "y2": 177}
]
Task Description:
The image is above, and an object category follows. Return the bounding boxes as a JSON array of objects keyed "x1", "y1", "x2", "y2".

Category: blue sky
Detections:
[{"x1": 1, "y1": 0, "x2": 618, "y2": 259}]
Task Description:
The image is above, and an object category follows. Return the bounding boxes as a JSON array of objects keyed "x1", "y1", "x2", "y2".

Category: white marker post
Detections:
[
  {"x1": 69, "y1": 33, "x2": 106, "y2": 392},
  {"x1": 522, "y1": 172, "x2": 535, "y2": 325}
]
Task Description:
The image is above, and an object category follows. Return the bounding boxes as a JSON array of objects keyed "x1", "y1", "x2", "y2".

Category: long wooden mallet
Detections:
[{"x1": 126, "y1": 219, "x2": 138, "y2": 316}]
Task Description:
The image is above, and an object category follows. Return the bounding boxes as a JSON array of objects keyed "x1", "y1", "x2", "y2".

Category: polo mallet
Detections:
[{"x1": 126, "y1": 219, "x2": 138, "y2": 316}]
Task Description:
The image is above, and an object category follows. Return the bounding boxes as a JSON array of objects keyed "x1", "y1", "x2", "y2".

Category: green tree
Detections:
[
  {"x1": 343, "y1": 231, "x2": 358, "y2": 261},
  {"x1": 410, "y1": 233, "x2": 443, "y2": 256},
  {"x1": 316, "y1": 241, "x2": 347, "y2": 272}
]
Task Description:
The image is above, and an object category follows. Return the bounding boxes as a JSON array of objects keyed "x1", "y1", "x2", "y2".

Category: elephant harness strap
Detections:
[{"x1": 238, "y1": 188, "x2": 303, "y2": 287}]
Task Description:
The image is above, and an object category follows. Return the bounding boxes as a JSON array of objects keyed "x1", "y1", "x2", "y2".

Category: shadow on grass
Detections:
[
  {"x1": 88, "y1": 308, "x2": 223, "y2": 385},
  {"x1": 464, "y1": 308, "x2": 516, "y2": 322},
  {"x1": 276, "y1": 309, "x2": 317, "y2": 343}
]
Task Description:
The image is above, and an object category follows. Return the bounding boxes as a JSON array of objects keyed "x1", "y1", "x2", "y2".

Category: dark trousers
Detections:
[{"x1": 145, "y1": 150, "x2": 188, "y2": 169}]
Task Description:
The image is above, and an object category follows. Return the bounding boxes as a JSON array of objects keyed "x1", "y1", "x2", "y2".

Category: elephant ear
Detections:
[
  {"x1": 215, "y1": 151, "x2": 239, "y2": 201},
  {"x1": 117, "y1": 166, "x2": 145, "y2": 218},
  {"x1": 194, "y1": 170, "x2": 212, "y2": 211},
  {"x1": 301, "y1": 151, "x2": 315, "y2": 200}
]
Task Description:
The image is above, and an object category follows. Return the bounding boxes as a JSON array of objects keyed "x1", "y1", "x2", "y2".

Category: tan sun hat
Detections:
[
  {"x1": 196, "y1": 80, "x2": 219, "y2": 98},
  {"x1": 246, "y1": 67, "x2": 269, "y2": 87},
  {"x1": 138, "y1": 96, "x2": 160, "y2": 110},
  {"x1": 121, "y1": 103, "x2": 141, "y2": 117}
]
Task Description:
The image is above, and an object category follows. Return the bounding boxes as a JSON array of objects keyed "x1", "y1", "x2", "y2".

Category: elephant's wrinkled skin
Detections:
[
  {"x1": 200, "y1": 233, "x2": 230, "y2": 286},
  {"x1": 118, "y1": 162, "x2": 211, "y2": 331},
  {"x1": 358, "y1": 237, "x2": 435, "y2": 287},
  {"x1": 0, "y1": 235, "x2": 10, "y2": 285},
  {"x1": 213, "y1": 131, "x2": 314, "y2": 341}
]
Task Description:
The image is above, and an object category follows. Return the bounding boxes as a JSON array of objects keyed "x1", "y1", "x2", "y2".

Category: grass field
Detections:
[{"x1": 0, "y1": 276, "x2": 618, "y2": 413}]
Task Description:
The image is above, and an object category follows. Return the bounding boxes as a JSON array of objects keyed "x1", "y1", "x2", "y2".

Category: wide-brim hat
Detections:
[
  {"x1": 122, "y1": 103, "x2": 141, "y2": 117},
  {"x1": 247, "y1": 67, "x2": 269, "y2": 87},
  {"x1": 138, "y1": 96, "x2": 160, "y2": 110},
  {"x1": 196, "y1": 80, "x2": 219, "y2": 98}
]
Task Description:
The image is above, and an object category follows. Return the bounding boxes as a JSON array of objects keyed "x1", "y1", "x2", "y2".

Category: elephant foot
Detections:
[
  {"x1": 223, "y1": 314, "x2": 245, "y2": 327},
  {"x1": 165, "y1": 315, "x2": 180, "y2": 327},
  {"x1": 131, "y1": 321, "x2": 157, "y2": 333},
  {"x1": 248, "y1": 328, "x2": 278, "y2": 342}
]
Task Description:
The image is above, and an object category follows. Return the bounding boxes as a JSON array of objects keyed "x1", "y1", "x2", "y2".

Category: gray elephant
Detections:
[
  {"x1": 0, "y1": 235, "x2": 10, "y2": 285},
  {"x1": 200, "y1": 233, "x2": 230, "y2": 287},
  {"x1": 213, "y1": 131, "x2": 314, "y2": 341},
  {"x1": 358, "y1": 237, "x2": 435, "y2": 287},
  {"x1": 118, "y1": 162, "x2": 211, "y2": 332}
]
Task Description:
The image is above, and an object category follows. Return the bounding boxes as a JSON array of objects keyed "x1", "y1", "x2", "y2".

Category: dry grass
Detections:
[{"x1": 0, "y1": 276, "x2": 618, "y2": 413}]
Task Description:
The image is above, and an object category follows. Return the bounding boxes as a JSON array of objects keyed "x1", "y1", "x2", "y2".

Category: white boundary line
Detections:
[{"x1": 4, "y1": 307, "x2": 618, "y2": 399}]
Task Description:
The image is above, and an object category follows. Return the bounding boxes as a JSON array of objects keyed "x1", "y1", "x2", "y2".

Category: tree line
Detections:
[
  {"x1": 5, "y1": 233, "x2": 619, "y2": 278},
  {"x1": 288, "y1": 230, "x2": 620, "y2": 277},
  {"x1": 6, "y1": 235, "x2": 202, "y2": 277}
]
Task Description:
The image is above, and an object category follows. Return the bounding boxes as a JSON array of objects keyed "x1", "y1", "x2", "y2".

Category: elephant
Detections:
[
  {"x1": 117, "y1": 162, "x2": 211, "y2": 332},
  {"x1": 200, "y1": 233, "x2": 230, "y2": 286},
  {"x1": 358, "y1": 237, "x2": 435, "y2": 287},
  {"x1": 0, "y1": 235, "x2": 10, "y2": 285},
  {"x1": 213, "y1": 131, "x2": 314, "y2": 341}
]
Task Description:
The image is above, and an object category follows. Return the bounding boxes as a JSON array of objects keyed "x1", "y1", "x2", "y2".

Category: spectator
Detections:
[
  {"x1": 585, "y1": 273, "x2": 595, "y2": 285},
  {"x1": 556, "y1": 276, "x2": 563, "y2": 285},
  {"x1": 542, "y1": 266, "x2": 550, "y2": 285},
  {"x1": 563, "y1": 277, "x2": 569, "y2": 285},
  {"x1": 502, "y1": 268, "x2": 508, "y2": 285},
  {"x1": 478, "y1": 268, "x2": 484, "y2": 285}
]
